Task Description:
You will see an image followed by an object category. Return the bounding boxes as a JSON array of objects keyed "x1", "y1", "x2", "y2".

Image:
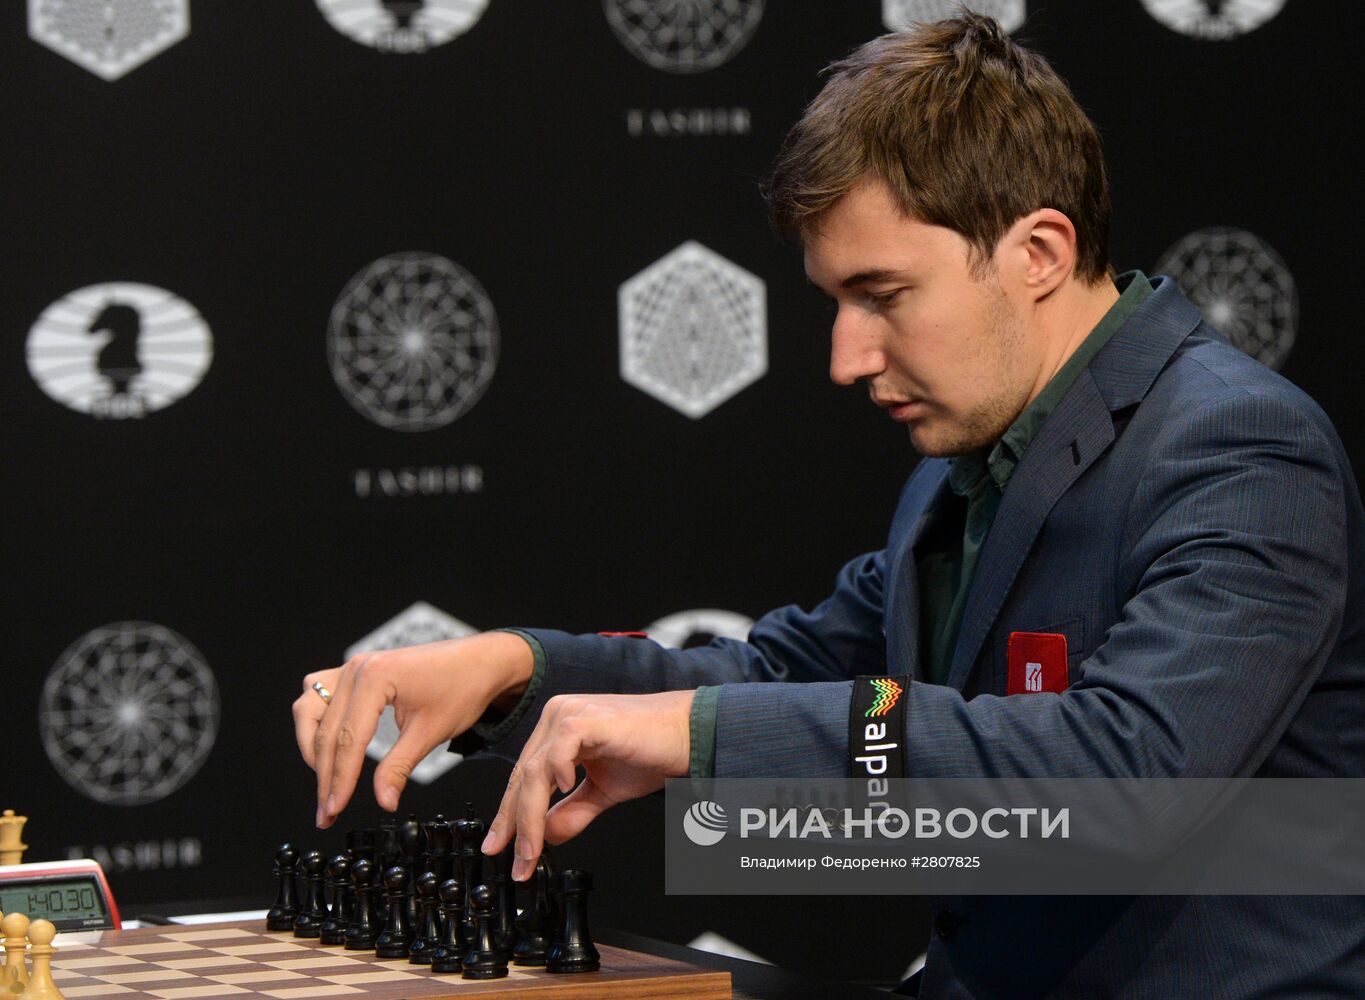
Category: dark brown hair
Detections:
[{"x1": 765, "y1": 12, "x2": 1111, "y2": 283}]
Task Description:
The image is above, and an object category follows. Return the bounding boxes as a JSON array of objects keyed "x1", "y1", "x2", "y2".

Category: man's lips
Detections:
[{"x1": 873, "y1": 396, "x2": 925, "y2": 422}]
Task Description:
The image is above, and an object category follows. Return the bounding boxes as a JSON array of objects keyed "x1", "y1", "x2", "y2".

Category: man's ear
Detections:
[{"x1": 1004, "y1": 209, "x2": 1077, "y2": 301}]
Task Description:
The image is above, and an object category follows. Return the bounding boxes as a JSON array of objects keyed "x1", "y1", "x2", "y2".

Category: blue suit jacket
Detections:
[{"x1": 515, "y1": 277, "x2": 1365, "y2": 997}]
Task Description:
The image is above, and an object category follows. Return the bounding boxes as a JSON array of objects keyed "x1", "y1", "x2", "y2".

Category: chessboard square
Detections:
[
  {"x1": 214, "y1": 942, "x2": 312, "y2": 956},
  {"x1": 62, "y1": 954, "x2": 149, "y2": 969},
  {"x1": 321, "y1": 970, "x2": 426, "y2": 984},
  {"x1": 147, "y1": 987, "x2": 253, "y2": 999},
  {"x1": 163, "y1": 929, "x2": 262, "y2": 943},
  {"x1": 103, "y1": 969, "x2": 198, "y2": 984},
  {"x1": 208, "y1": 970, "x2": 308, "y2": 985},
  {"x1": 65, "y1": 987, "x2": 139, "y2": 997},
  {"x1": 263, "y1": 988, "x2": 367, "y2": 999},
  {"x1": 157, "y1": 956, "x2": 242, "y2": 970},
  {"x1": 111, "y1": 942, "x2": 207, "y2": 955},
  {"x1": 265, "y1": 956, "x2": 369, "y2": 970}
]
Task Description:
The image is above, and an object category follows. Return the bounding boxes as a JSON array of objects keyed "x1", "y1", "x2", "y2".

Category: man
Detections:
[{"x1": 295, "y1": 14, "x2": 1365, "y2": 997}]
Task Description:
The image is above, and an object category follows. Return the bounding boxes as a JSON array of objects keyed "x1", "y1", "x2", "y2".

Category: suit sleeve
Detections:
[{"x1": 711, "y1": 388, "x2": 1350, "y2": 780}]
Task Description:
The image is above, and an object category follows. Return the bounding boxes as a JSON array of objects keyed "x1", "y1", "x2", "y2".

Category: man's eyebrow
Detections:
[{"x1": 805, "y1": 268, "x2": 907, "y2": 291}]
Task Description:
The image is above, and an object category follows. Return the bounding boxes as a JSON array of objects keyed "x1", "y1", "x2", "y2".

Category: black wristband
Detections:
[{"x1": 849, "y1": 675, "x2": 910, "y2": 780}]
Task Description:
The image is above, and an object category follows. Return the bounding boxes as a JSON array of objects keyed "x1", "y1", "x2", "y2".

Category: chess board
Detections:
[{"x1": 50, "y1": 920, "x2": 731, "y2": 999}]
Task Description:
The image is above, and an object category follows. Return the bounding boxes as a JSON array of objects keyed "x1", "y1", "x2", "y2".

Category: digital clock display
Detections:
[{"x1": 0, "y1": 876, "x2": 106, "y2": 926}]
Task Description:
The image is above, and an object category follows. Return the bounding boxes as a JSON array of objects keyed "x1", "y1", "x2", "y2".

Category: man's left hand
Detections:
[{"x1": 480, "y1": 690, "x2": 696, "y2": 880}]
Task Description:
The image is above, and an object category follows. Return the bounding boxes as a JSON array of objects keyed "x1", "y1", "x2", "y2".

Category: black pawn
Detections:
[
  {"x1": 266, "y1": 843, "x2": 300, "y2": 931},
  {"x1": 319, "y1": 854, "x2": 352, "y2": 946},
  {"x1": 431, "y1": 877, "x2": 466, "y2": 974},
  {"x1": 375, "y1": 865, "x2": 415, "y2": 958},
  {"x1": 513, "y1": 855, "x2": 556, "y2": 966},
  {"x1": 293, "y1": 850, "x2": 328, "y2": 938},
  {"x1": 344, "y1": 858, "x2": 380, "y2": 950},
  {"x1": 461, "y1": 884, "x2": 509, "y2": 980},
  {"x1": 486, "y1": 847, "x2": 518, "y2": 960},
  {"x1": 407, "y1": 871, "x2": 442, "y2": 965},
  {"x1": 546, "y1": 869, "x2": 600, "y2": 974}
]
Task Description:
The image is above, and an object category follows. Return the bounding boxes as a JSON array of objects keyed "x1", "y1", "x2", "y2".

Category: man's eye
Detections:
[{"x1": 868, "y1": 289, "x2": 902, "y2": 308}]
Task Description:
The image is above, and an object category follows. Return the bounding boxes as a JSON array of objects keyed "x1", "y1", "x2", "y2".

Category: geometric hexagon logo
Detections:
[
  {"x1": 328, "y1": 252, "x2": 499, "y2": 432},
  {"x1": 26, "y1": 282, "x2": 214, "y2": 419},
  {"x1": 28, "y1": 0, "x2": 189, "y2": 81},
  {"x1": 315, "y1": 0, "x2": 490, "y2": 53},
  {"x1": 39, "y1": 622, "x2": 220, "y2": 806},
  {"x1": 645, "y1": 608, "x2": 754, "y2": 649},
  {"x1": 604, "y1": 0, "x2": 764, "y2": 74},
  {"x1": 619, "y1": 241, "x2": 766, "y2": 419},
  {"x1": 1139, "y1": 0, "x2": 1286, "y2": 40},
  {"x1": 344, "y1": 602, "x2": 477, "y2": 784},
  {"x1": 883, "y1": 0, "x2": 1026, "y2": 34},
  {"x1": 1154, "y1": 227, "x2": 1298, "y2": 371}
]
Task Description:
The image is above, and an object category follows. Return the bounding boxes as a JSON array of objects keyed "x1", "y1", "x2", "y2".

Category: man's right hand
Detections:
[{"x1": 292, "y1": 631, "x2": 534, "y2": 829}]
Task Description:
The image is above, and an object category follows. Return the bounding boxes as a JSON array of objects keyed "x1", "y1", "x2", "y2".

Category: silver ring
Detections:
[{"x1": 311, "y1": 681, "x2": 333, "y2": 704}]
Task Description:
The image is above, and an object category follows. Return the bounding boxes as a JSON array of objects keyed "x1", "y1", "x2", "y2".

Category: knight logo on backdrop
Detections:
[
  {"x1": 39, "y1": 622, "x2": 220, "y2": 806},
  {"x1": 28, "y1": 0, "x2": 189, "y2": 80},
  {"x1": 604, "y1": 0, "x2": 764, "y2": 73},
  {"x1": 883, "y1": 0, "x2": 1026, "y2": 33},
  {"x1": 26, "y1": 283, "x2": 213, "y2": 419},
  {"x1": 619, "y1": 242, "x2": 767, "y2": 419},
  {"x1": 345, "y1": 602, "x2": 477, "y2": 784},
  {"x1": 315, "y1": 0, "x2": 489, "y2": 53},
  {"x1": 328, "y1": 252, "x2": 499, "y2": 431},
  {"x1": 1140, "y1": 0, "x2": 1287, "y2": 40},
  {"x1": 1155, "y1": 227, "x2": 1298, "y2": 371}
]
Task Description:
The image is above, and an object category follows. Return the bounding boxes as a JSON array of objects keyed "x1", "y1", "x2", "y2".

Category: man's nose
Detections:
[{"x1": 829, "y1": 308, "x2": 884, "y2": 386}]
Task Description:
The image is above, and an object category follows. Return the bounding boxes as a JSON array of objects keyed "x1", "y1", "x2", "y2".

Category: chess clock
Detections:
[{"x1": 0, "y1": 858, "x2": 121, "y2": 931}]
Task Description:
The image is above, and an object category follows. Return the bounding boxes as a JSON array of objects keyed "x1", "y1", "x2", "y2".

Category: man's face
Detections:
[{"x1": 804, "y1": 180, "x2": 1041, "y2": 457}]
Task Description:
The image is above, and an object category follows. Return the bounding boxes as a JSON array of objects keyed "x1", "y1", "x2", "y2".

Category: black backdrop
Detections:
[{"x1": 4, "y1": 0, "x2": 1361, "y2": 984}]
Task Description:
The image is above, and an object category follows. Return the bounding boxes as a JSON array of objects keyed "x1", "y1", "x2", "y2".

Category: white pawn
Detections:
[
  {"x1": 1, "y1": 909, "x2": 29, "y2": 991},
  {"x1": 25, "y1": 919, "x2": 66, "y2": 1000}
]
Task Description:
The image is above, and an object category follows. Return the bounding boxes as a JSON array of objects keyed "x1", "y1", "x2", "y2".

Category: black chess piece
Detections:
[
  {"x1": 462, "y1": 884, "x2": 509, "y2": 980},
  {"x1": 423, "y1": 814, "x2": 453, "y2": 883},
  {"x1": 343, "y1": 858, "x2": 380, "y2": 950},
  {"x1": 375, "y1": 865, "x2": 415, "y2": 958},
  {"x1": 458, "y1": 804, "x2": 486, "y2": 945},
  {"x1": 398, "y1": 814, "x2": 424, "y2": 926},
  {"x1": 319, "y1": 854, "x2": 352, "y2": 946},
  {"x1": 293, "y1": 850, "x2": 329, "y2": 938},
  {"x1": 546, "y1": 869, "x2": 600, "y2": 974},
  {"x1": 513, "y1": 854, "x2": 556, "y2": 966},
  {"x1": 430, "y1": 877, "x2": 466, "y2": 974},
  {"x1": 486, "y1": 846, "x2": 518, "y2": 960},
  {"x1": 407, "y1": 871, "x2": 442, "y2": 966},
  {"x1": 266, "y1": 843, "x2": 300, "y2": 931}
]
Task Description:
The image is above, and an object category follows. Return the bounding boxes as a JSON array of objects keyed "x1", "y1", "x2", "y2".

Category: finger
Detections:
[
  {"x1": 312, "y1": 659, "x2": 363, "y2": 825},
  {"x1": 294, "y1": 669, "x2": 341, "y2": 769},
  {"x1": 482, "y1": 696, "x2": 568, "y2": 856},
  {"x1": 544, "y1": 776, "x2": 617, "y2": 845},
  {"x1": 372, "y1": 717, "x2": 443, "y2": 813},
  {"x1": 321, "y1": 659, "x2": 390, "y2": 828},
  {"x1": 512, "y1": 728, "x2": 584, "y2": 882}
]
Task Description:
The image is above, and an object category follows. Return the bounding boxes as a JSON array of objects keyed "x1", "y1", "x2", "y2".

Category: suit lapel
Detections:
[
  {"x1": 945, "y1": 372, "x2": 1114, "y2": 691},
  {"x1": 885, "y1": 460, "x2": 951, "y2": 683}
]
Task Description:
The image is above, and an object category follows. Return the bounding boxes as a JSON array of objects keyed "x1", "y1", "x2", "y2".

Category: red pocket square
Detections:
[{"x1": 1007, "y1": 631, "x2": 1069, "y2": 695}]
